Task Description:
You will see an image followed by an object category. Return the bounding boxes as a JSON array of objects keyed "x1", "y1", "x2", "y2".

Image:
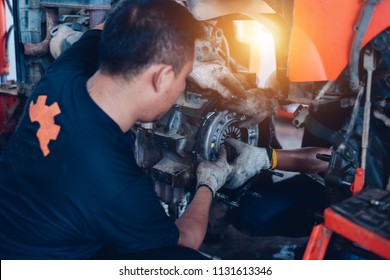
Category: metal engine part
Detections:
[
  {"x1": 133, "y1": 91, "x2": 260, "y2": 189},
  {"x1": 198, "y1": 109, "x2": 259, "y2": 161},
  {"x1": 132, "y1": 91, "x2": 261, "y2": 216}
]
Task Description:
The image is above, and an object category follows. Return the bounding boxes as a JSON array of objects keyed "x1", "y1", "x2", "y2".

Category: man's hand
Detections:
[
  {"x1": 196, "y1": 147, "x2": 232, "y2": 196},
  {"x1": 177, "y1": 149, "x2": 231, "y2": 249},
  {"x1": 187, "y1": 62, "x2": 246, "y2": 99},
  {"x1": 224, "y1": 138, "x2": 271, "y2": 189}
]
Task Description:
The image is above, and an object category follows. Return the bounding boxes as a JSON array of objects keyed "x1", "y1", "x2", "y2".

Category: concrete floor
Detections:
[{"x1": 200, "y1": 225, "x2": 308, "y2": 260}]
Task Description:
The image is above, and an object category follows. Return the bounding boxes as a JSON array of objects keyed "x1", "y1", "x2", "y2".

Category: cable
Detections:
[
  {"x1": 6, "y1": 0, "x2": 12, "y2": 15},
  {"x1": 5, "y1": 25, "x2": 14, "y2": 52}
]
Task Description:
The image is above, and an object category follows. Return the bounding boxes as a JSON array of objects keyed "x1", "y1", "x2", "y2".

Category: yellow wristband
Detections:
[{"x1": 270, "y1": 148, "x2": 277, "y2": 170}]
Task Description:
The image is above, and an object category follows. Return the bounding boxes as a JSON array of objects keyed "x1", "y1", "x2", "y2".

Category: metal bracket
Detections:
[{"x1": 292, "y1": 105, "x2": 310, "y2": 128}]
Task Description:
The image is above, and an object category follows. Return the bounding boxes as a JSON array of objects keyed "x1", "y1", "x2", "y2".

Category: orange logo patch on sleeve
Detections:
[{"x1": 29, "y1": 95, "x2": 61, "y2": 157}]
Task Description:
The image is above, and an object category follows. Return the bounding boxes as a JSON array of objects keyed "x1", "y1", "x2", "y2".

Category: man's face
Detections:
[{"x1": 154, "y1": 60, "x2": 194, "y2": 120}]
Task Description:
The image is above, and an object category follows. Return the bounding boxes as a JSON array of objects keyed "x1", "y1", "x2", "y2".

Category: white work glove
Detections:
[
  {"x1": 224, "y1": 138, "x2": 271, "y2": 189},
  {"x1": 187, "y1": 62, "x2": 246, "y2": 99},
  {"x1": 196, "y1": 147, "x2": 232, "y2": 197}
]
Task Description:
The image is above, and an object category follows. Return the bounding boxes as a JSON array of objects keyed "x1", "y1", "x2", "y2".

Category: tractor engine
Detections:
[{"x1": 132, "y1": 91, "x2": 262, "y2": 216}]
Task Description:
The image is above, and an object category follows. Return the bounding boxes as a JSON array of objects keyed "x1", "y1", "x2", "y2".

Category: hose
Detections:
[{"x1": 23, "y1": 8, "x2": 58, "y2": 56}]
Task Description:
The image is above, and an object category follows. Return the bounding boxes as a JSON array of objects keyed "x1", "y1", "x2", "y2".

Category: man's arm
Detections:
[
  {"x1": 275, "y1": 147, "x2": 331, "y2": 173},
  {"x1": 175, "y1": 186, "x2": 213, "y2": 249},
  {"x1": 224, "y1": 138, "x2": 331, "y2": 189},
  {"x1": 175, "y1": 148, "x2": 232, "y2": 250}
]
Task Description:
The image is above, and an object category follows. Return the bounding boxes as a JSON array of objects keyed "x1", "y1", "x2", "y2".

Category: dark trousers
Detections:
[{"x1": 228, "y1": 174, "x2": 327, "y2": 237}]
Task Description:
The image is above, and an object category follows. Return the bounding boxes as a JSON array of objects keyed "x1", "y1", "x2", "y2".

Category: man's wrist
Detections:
[{"x1": 196, "y1": 184, "x2": 215, "y2": 197}]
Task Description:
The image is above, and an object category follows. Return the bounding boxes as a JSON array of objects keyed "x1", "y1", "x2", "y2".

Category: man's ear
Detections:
[{"x1": 152, "y1": 65, "x2": 175, "y2": 94}]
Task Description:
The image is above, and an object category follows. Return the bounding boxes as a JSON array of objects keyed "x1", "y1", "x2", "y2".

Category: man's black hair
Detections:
[{"x1": 100, "y1": 0, "x2": 203, "y2": 79}]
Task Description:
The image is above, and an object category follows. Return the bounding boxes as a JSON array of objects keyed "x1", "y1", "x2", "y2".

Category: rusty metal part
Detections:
[
  {"x1": 49, "y1": 23, "x2": 86, "y2": 59},
  {"x1": 23, "y1": 8, "x2": 58, "y2": 56}
]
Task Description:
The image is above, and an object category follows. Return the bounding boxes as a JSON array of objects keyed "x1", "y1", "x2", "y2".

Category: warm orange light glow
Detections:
[{"x1": 234, "y1": 20, "x2": 276, "y2": 87}]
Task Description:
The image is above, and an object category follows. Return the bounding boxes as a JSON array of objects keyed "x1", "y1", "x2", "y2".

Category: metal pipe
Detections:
[
  {"x1": 361, "y1": 49, "x2": 375, "y2": 170},
  {"x1": 23, "y1": 8, "x2": 58, "y2": 56},
  {"x1": 349, "y1": 0, "x2": 380, "y2": 92}
]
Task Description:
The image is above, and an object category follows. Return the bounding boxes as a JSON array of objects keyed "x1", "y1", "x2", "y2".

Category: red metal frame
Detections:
[
  {"x1": 303, "y1": 224, "x2": 332, "y2": 260},
  {"x1": 350, "y1": 168, "x2": 365, "y2": 196},
  {"x1": 324, "y1": 208, "x2": 390, "y2": 259},
  {"x1": 303, "y1": 208, "x2": 390, "y2": 260}
]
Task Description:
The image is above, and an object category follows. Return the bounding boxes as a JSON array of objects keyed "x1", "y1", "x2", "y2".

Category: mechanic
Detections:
[{"x1": 0, "y1": 0, "x2": 233, "y2": 259}]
